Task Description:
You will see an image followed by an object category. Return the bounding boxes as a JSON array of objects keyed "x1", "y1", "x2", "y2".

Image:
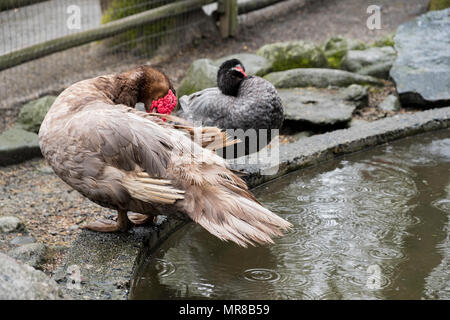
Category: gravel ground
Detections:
[{"x1": 0, "y1": 0, "x2": 430, "y2": 276}]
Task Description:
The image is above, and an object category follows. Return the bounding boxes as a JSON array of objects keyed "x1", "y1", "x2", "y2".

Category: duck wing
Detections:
[
  {"x1": 41, "y1": 101, "x2": 291, "y2": 247},
  {"x1": 178, "y1": 88, "x2": 233, "y2": 127}
]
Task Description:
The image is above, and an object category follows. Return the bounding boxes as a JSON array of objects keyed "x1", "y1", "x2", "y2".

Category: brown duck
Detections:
[{"x1": 39, "y1": 65, "x2": 292, "y2": 247}]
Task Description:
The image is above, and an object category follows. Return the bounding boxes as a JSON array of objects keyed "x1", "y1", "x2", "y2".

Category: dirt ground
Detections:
[{"x1": 0, "y1": 0, "x2": 430, "y2": 275}]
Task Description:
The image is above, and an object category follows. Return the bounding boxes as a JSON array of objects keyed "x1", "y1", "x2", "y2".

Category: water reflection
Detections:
[{"x1": 131, "y1": 129, "x2": 450, "y2": 300}]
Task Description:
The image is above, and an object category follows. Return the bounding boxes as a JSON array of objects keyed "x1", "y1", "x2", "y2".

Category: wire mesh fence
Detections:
[
  {"x1": 0, "y1": 0, "x2": 215, "y2": 111},
  {"x1": 0, "y1": 0, "x2": 304, "y2": 130}
]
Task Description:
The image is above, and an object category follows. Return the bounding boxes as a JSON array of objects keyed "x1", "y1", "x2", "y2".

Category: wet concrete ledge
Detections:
[{"x1": 54, "y1": 106, "x2": 450, "y2": 299}]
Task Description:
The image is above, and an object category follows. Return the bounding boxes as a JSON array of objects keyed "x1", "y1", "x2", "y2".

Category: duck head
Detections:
[
  {"x1": 116, "y1": 65, "x2": 177, "y2": 115},
  {"x1": 217, "y1": 59, "x2": 247, "y2": 96}
]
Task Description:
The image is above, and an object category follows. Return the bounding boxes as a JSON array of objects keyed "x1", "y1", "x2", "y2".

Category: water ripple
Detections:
[
  {"x1": 432, "y1": 199, "x2": 450, "y2": 213},
  {"x1": 243, "y1": 268, "x2": 282, "y2": 283},
  {"x1": 154, "y1": 259, "x2": 176, "y2": 278},
  {"x1": 368, "y1": 247, "x2": 405, "y2": 260}
]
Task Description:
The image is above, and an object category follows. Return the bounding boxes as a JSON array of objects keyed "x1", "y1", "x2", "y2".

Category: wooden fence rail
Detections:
[
  {"x1": 0, "y1": 0, "x2": 289, "y2": 71},
  {"x1": 0, "y1": 0, "x2": 49, "y2": 12},
  {"x1": 0, "y1": 0, "x2": 215, "y2": 72},
  {"x1": 237, "y1": 0, "x2": 288, "y2": 15}
]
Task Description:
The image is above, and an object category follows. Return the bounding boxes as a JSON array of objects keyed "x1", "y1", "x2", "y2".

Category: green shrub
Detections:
[{"x1": 101, "y1": 0, "x2": 178, "y2": 55}]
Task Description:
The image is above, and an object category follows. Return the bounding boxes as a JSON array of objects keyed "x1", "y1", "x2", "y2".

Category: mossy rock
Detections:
[
  {"x1": 177, "y1": 59, "x2": 218, "y2": 98},
  {"x1": 263, "y1": 68, "x2": 383, "y2": 89},
  {"x1": 429, "y1": 0, "x2": 450, "y2": 10},
  {"x1": 17, "y1": 96, "x2": 56, "y2": 133},
  {"x1": 256, "y1": 41, "x2": 328, "y2": 72},
  {"x1": 101, "y1": 0, "x2": 179, "y2": 55},
  {"x1": 372, "y1": 33, "x2": 395, "y2": 47},
  {"x1": 322, "y1": 36, "x2": 366, "y2": 69}
]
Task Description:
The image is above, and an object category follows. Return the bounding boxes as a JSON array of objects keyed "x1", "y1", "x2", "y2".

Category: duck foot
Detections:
[
  {"x1": 128, "y1": 213, "x2": 158, "y2": 225},
  {"x1": 82, "y1": 210, "x2": 131, "y2": 232}
]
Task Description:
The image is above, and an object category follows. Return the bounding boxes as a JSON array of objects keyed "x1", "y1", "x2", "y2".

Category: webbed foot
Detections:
[
  {"x1": 128, "y1": 213, "x2": 157, "y2": 225},
  {"x1": 82, "y1": 210, "x2": 131, "y2": 232}
]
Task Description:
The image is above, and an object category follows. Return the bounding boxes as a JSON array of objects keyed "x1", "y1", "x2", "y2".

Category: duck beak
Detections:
[{"x1": 232, "y1": 65, "x2": 247, "y2": 78}]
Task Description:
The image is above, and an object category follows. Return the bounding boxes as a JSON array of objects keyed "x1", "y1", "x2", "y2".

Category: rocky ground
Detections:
[{"x1": 0, "y1": 0, "x2": 435, "y2": 280}]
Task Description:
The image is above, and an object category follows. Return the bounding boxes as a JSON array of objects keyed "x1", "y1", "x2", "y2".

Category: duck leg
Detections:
[
  {"x1": 83, "y1": 210, "x2": 131, "y2": 232},
  {"x1": 128, "y1": 213, "x2": 157, "y2": 225}
]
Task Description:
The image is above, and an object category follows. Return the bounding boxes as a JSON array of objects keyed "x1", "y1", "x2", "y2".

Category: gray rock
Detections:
[
  {"x1": 340, "y1": 84, "x2": 369, "y2": 109},
  {"x1": 214, "y1": 53, "x2": 272, "y2": 76},
  {"x1": 279, "y1": 87, "x2": 357, "y2": 128},
  {"x1": 37, "y1": 166, "x2": 54, "y2": 174},
  {"x1": 322, "y1": 36, "x2": 366, "y2": 69},
  {"x1": 0, "y1": 216, "x2": 24, "y2": 233},
  {"x1": 10, "y1": 235, "x2": 36, "y2": 246},
  {"x1": 17, "y1": 96, "x2": 56, "y2": 133},
  {"x1": 292, "y1": 131, "x2": 313, "y2": 140},
  {"x1": 0, "y1": 126, "x2": 42, "y2": 166},
  {"x1": 8, "y1": 243, "x2": 48, "y2": 269},
  {"x1": 256, "y1": 41, "x2": 328, "y2": 72},
  {"x1": 264, "y1": 68, "x2": 383, "y2": 89},
  {"x1": 349, "y1": 119, "x2": 370, "y2": 128},
  {"x1": 177, "y1": 59, "x2": 218, "y2": 98},
  {"x1": 0, "y1": 253, "x2": 64, "y2": 299},
  {"x1": 390, "y1": 9, "x2": 450, "y2": 107},
  {"x1": 379, "y1": 94, "x2": 401, "y2": 112},
  {"x1": 358, "y1": 61, "x2": 394, "y2": 80},
  {"x1": 69, "y1": 225, "x2": 79, "y2": 231},
  {"x1": 341, "y1": 46, "x2": 397, "y2": 79}
]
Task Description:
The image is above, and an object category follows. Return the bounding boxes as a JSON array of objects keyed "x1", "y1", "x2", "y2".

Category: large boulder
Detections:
[
  {"x1": 0, "y1": 126, "x2": 41, "y2": 166},
  {"x1": 341, "y1": 47, "x2": 397, "y2": 79},
  {"x1": 214, "y1": 53, "x2": 272, "y2": 76},
  {"x1": 390, "y1": 9, "x2": 450, "y2": 107},
  {"x1": 279, "y1": 87, "x2": 358, "y2": 128},
  {"x1": 17, "y1": 96, "x2": 56, "y2": 133},
  {"x1": 322, "y1": 36, "x2": 366, "y2": 69},
  {"x1": 177, "y1": 59, "x2": 218, "y2": 98},
  {"x1": 256, "y1": 41, "x2": 328, "y2": 72},
  {"x1": 263, "y1": 68, "x2": 383, "y2": 88},
  {"x1": 0, "y1": 253, "x2": 65, "y2": 299}
]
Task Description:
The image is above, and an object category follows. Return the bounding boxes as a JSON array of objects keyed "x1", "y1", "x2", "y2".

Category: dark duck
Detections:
[{"x1": 178, "y1": 59, "x2": 284, "y2": 156}]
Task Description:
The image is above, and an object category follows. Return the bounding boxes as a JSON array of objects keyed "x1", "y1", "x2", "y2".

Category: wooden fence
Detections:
[{"x1": 0, "y1": 0, "x2": 288, "y2": 72}]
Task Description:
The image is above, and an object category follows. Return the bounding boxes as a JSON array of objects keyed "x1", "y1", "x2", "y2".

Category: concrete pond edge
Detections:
[{"x1": 54, "y1": 106, "x2": 450, "y2": 299}]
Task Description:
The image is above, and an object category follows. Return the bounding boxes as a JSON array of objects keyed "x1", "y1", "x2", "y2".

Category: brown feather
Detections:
[{"x1": 39, "y1": 65, "x2": 291, "y2": 247}]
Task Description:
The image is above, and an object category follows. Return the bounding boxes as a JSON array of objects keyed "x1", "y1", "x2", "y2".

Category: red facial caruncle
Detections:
[
  {"x1": 146, "y1": 89, "x2": 177, "y2": 116},
  {"x1": 232, "y1": 65, "x2": 247, "y2": 77}
]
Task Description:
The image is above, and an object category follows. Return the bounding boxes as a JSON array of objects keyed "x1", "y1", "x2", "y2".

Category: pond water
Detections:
[{"x1": 130, "y1": 129, "x2": 450, "y2": 300}]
